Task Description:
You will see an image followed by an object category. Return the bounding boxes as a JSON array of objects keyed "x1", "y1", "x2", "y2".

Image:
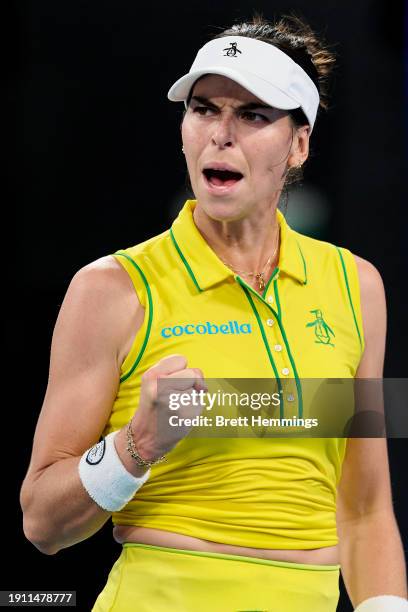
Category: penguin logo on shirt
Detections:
[
  {"x1": 306, "y1": 309, "x2": 335, "y2": 347},
  {"x1": 223, "y1": 42, "x2": 242, "y2": 57}
]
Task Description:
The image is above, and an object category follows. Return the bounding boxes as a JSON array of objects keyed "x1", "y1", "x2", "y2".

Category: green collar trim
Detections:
[
  {"x1": 262, "y1": 266, "x2": 279, "y2": 299},
  {"x1": 170, "y1": 201, "x2": 307, "y2": 292},
  {"x1": 296, "y1": 241, "x2": 308, "y2": 285},
  {"x1": 170, "y1": 227, "x2": 202, "y2": 293}
]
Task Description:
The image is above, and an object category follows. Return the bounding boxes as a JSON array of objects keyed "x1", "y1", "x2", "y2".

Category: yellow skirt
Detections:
[{"x1": 92, "y1": 543, "x2": 341, "y2": 612}]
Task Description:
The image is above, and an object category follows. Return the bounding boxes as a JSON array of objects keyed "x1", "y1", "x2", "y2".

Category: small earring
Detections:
[
  {"x1": 287, "y1": 162, "x2": 302, "y2": 173},
  {"x1": 182, "y1": 146, "x2": 185, "y2": 154}
]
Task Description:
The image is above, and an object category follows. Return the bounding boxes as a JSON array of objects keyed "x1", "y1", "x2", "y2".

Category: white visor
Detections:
[{"x1": 167, "y1": 36, "x2": 320, "y2": 132}]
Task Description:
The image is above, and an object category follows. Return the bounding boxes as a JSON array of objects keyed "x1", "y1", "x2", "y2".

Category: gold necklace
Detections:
[{"x1": 220, "y1": 227, "x2": 280, "y2": 291}]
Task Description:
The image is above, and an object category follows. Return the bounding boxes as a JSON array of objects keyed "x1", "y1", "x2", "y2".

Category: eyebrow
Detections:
[{"x1": 190, "y1": 95, "x2": 274, "y2": 112}]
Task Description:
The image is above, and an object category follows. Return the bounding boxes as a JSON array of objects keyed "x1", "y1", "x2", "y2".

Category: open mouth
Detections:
[{"x1": 202, "y1": 168, "x2": 244, "y2": 187}]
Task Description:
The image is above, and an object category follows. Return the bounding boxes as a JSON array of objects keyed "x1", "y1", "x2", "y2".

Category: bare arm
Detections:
[
  {"x1": 337, "y1": 255, "x2": 407, "y2": 606},
  {"x1": 20, "y1": 256, "x2": 148, "y2": 555},
  {"x1": 20, "y1": 255, "x2": 205, "y2": 556}
]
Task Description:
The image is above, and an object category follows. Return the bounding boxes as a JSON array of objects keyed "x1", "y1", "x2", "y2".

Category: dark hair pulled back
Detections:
[
  {"x1": 213, "y1": 13, "x2": 336, "y2": 189},
  {"x1": 183, "y1": 13, "x2": 337, "y2": 203}
]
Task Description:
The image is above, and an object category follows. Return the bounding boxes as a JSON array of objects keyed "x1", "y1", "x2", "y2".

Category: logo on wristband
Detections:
[{"x1": 86, "y1": 438, "x2": 106, "y2": 465}]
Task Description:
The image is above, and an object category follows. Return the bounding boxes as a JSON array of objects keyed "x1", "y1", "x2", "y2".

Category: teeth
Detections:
[
  {"x1": 204, "y1": 168, "x2": 242, "y2": 176},
  {"x1": 207, "y1": 167, "x2": 237, "y2": 172}
]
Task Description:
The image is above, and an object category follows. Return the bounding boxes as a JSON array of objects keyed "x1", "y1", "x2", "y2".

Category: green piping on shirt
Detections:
[
  {"x1": 272, "y1": 282, "x2": 303, "y2": 419},
  {"x1": 123, "y1": 542, "x2": 341, "y2": 571},
  {"x1": 262, "y1": 266, "x2": 279, "y2": 299},
  {"x1": 239, "y1": 280, "x2": 284, "y2": 419},
  {"x1": 335, "y1": 246, "x2": 363, "y2": 351},
  {"x1": 273, "y1": 278, "x2": 281, "y2": 319},
  {"x1": 114, "y1": 252, "x2": 153, "y2": 383},
  {"x1": 170, "y1": 228, "x2": 202, "y2": 293},
  {"x1": 239, "y1": 277, "x2": 303, "y2": 419}
]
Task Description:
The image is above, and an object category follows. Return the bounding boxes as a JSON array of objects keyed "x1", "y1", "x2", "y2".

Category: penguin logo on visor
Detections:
[{"x1": 223, "y1": 42, "x2": 242, "y2": 57}]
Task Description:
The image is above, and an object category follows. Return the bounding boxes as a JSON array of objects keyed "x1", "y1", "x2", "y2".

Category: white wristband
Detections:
[
  {"x1": 78, "y1": 430, "x2": 151, "y2": 512},
  {"x1": 355, "y1": 596, "x2": 408, "y2": 611}
]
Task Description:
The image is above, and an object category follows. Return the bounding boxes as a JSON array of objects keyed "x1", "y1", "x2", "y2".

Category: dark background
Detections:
[{"x1": 6, "y1": 0, "x2": 407, "y2": 610}]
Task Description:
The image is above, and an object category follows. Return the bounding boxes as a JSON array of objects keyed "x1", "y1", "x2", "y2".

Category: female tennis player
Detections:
[{"x1": 20, "y1": 14, "x2": 407, "y2": 612}]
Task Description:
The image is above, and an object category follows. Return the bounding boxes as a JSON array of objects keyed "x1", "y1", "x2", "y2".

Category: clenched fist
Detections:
[{"x1": 129, "y1": 354, "x2": 207, "y2": 462}]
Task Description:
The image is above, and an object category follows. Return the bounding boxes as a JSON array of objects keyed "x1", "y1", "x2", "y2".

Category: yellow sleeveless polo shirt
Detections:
[{"x1": 103, "y1": 199, "x2": 365, "y2": 549}]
